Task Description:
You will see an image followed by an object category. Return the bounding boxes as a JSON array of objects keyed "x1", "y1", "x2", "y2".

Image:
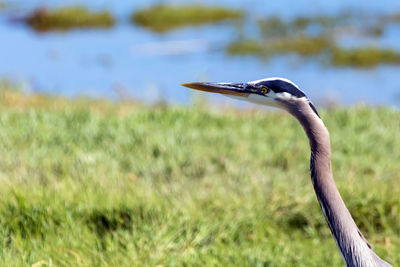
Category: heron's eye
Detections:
[{"x1": 261, "y1": 87, "x2": 269, "y2": 95}]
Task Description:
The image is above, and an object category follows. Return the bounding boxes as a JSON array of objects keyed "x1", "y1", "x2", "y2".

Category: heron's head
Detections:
[{"x1": 182, "y1": 77, "x2": 319, "y2": 117}]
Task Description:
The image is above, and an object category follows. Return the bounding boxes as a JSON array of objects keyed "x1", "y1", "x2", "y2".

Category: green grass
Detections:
[
  {"x1": 131, "y1": 4, "x2": 243, "y2": 33},
  {"x1": 0, "y1": 86, "x2": 398, "y2": 266},
  {"x1": 25, "y1": 6, "x2": 115, "y2": 32}
]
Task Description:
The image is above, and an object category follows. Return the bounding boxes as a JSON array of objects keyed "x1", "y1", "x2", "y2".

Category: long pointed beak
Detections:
[{"x1": 182, "y1": 82, "x2": 249, "y2": 97}]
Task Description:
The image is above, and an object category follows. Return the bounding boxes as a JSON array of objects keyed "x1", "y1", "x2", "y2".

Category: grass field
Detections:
[{"x1": 0, "y1": 87, "x2": 398, "y2": 266}]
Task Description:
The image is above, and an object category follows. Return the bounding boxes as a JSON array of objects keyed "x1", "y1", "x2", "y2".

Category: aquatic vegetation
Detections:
[
  {"x1": 258, "y1": 14, "x2": 342, "y2": 37},
  {"x1": 226, "y1": 39, "x2": 265, "y2": 56},
  {"x1": 331, "y1": 47, "x2": 400, "y2": 67},
  {"x1": 227, "y1": 38, "x2": 400, "y2": 67},
  {"x1": 258, "y1": 15, "x2": 339, "y2": 37},
  {"x1": 227, "y1": 35, "x2": 332, "y2": 59},
  {"x1": 258, "y1": 12, "x2": 385, "y2": 39},
  {"x1": 25, "y1": 6, "x2": 115, "y2": 32},
  {"x1": 386, "y1": 12, "x2": 400, "y2": 22},
  {"x1": 228, "y1": 12, "x2": 400, "y2": 67},
  {"x1": 131, "y1": 4, "x2": 243, "y2": 33},
  {"x1": 273, "y1": 35, "x2": 333, "y2": 55},
  {"x1": 258, "y1": 16, "x2": 289, "y2": 37},
  {"x1": 0, "y1": 87, "x2": 398, "y2": 265}
]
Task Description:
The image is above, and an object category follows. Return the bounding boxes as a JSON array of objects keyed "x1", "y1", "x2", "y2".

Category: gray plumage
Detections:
[
  {"x1": 286, "y1": 99, "x2": 392, "y2": 267},
  {"x1": 182, "y1": 77, "x2": 392, "y2": 267}
]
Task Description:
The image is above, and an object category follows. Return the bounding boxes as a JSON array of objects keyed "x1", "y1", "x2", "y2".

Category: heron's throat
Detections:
[{"x1": 285, "y1": 101, "x2": 330, "y2": 155}]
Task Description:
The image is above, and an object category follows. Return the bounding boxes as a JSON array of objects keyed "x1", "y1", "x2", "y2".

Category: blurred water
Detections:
[{"x1": 1, "y1": 0, "x2": 400, "y2": 106}]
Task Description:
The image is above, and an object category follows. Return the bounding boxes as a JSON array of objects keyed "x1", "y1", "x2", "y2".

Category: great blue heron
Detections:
[{"x1": 182, "y1": 78, "x2": 392, "y2": 267}]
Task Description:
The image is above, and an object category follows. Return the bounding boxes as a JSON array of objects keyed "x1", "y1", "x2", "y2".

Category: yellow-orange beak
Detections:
[{"x1": 182, "y1": 82, "x2": 250, "y2": 97}]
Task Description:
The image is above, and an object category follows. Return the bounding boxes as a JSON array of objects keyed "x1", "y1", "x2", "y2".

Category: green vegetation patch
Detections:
[
  {"x1": 227, "y1": 38, "x2": 400, "y2": 67},
  {"x1": 0, "y1": 87, "x2": 398, "y2": 265},
  {"x1": 389, "y1": 13, "x2": 400, "y2": 22},
  {"x1": 227, "y1": 36, "x2": 332, "y2": 59},
  {"x1": 332, "y1": 47, "x2": 400, "y2": 67},
  {"x1": 258, "y1": 12, "x2": 384, "y2": 38},
  {"x1": 131, "y1": 4, "x2": 243, "y2": 33},
  {"x1": 25, "y1": 6, "x2": 115, "y2": 32},
  {"x1": 258, "y1": 16, "x2": 339, "y2": 37},
  {"x1": 227, "y1": 12, "x2": 400, "y2": 67}
]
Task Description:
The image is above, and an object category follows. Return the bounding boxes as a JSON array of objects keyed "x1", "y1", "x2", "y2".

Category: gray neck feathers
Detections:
[{"x1": 284, "y1": 100, "x2": 391, "y2": 267}]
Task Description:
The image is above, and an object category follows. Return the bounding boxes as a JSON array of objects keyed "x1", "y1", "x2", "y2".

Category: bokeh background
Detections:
[
  {"x1": 0, "y1": 1, "x2": 399, "y2": 266},
  {"x1": 2, "y1": 0, "x2": 400, "y2": 105}
]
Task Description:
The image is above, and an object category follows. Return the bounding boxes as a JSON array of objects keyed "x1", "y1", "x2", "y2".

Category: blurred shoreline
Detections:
[{"x1": 1, "y1": 1, "x2": 400, "y2": 107}]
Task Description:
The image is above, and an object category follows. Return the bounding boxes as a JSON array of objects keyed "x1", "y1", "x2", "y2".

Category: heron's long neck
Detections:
[{"x1": 288, "y1": 101, "x2": 387, "y2": 267}]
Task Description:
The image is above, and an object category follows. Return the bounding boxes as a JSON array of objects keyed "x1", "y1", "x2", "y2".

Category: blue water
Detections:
[{"x1": 1, "y1": 0, "x2": 400, "y2": 106}]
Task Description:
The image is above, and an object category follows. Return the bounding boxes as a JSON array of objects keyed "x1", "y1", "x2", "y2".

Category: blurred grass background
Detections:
[{"x1": 0, "y1": 84, "x2": 398, "y2": 266}]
